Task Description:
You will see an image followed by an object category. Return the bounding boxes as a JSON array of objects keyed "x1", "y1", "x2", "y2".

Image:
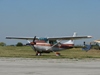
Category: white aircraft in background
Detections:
[{"x1": 6, "y1": 32, "x2": 92, "y2": 56}]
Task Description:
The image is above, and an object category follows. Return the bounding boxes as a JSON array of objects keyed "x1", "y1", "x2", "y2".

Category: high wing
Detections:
[
  {"x1": 6, "y1": 36, "x2": 39, "y2": 40},
  {"x1": 47, "y1": 36, "x2": 92, "y2": 40},
  {"x1": 6, "y1": 36, "x2": 92, "y2": 40}
]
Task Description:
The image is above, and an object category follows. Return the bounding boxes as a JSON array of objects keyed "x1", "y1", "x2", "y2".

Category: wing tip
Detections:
[
  {"x1": 87, "y1": 36, "x2": 92, "y2": 38},
  {"x1": 6, "y1": 37, "x2": 11, "y2": 39}
]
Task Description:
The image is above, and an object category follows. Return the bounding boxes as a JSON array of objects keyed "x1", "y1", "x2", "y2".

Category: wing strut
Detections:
[{"x1": 47, "y1": 41, "x2": 61, "y2": 56}]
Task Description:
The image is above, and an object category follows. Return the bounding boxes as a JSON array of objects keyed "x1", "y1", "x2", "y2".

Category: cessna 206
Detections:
[{"x1": 6, "y1": 32, "x2": 92, "y2": 56}]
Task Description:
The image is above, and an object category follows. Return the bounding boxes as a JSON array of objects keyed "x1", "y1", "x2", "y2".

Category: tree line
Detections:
[{"x1": 0, "y1": 42, "x2": 24, "y2": 46}]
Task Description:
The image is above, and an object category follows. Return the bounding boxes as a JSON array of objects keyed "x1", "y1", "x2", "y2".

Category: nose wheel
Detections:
[{"x1": 36, "y1": 52, "x2": 41, "y2": 56}]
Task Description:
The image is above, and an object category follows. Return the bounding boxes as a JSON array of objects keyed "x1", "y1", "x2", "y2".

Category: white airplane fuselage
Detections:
[{"x1": 30, "y1": 40, "x2": 74, "y2": 53}]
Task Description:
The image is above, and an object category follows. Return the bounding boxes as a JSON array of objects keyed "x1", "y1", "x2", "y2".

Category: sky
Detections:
[{"x1": 0, "y1": 0, "x2": 100, "y2": 45}]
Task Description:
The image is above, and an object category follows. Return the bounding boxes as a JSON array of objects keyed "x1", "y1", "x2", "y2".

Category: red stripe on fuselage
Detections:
[
  {"x1": 30, "y1": 40, "x2": 74, "y2": 49},
  {"x1": 59, "y1": 44, "x2": 74, "y2": 48}
]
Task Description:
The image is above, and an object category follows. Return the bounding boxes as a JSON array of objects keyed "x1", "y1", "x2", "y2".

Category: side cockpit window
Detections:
[{"x1": 49, "y1": 40, "x2": 57, "y2": 45}]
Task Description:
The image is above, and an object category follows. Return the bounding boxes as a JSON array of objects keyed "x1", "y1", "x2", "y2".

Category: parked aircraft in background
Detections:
[
  {"x1": 6, "y1": 32, "x2": 92, "y2": 56},
  {"x1": 82, "y1": 39, "x2": 100, "y2": 51}
]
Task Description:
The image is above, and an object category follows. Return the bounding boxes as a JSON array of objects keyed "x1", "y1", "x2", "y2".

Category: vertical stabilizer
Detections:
[
  {"x1": 63, "y1": 32, "x2": 77, "y2": 44},
  {"x1": 73, "y1": 32, "x2": 77, "y2": 37}
]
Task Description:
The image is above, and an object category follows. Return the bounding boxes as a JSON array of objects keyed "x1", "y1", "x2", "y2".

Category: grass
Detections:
[{"x1": 0, "y1": 46, "x2": 100, "y2": 59}]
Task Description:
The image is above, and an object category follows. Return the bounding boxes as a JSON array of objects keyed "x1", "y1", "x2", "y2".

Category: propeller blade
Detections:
[
  {"x1": 27, "y1": 40, "x2": 36, "y2": 52},
  {"x1": 33, "y1": 36, "x2": 36, "y2": 42},
  {"x1": 33, "y1": 46, "x2": 36, "y2": 52},
  {"x1": 33, "y1": 36, "x2": 36, "y2": 51},
  {"x1": 32, "y1": 37, "x2": 39, "y2": 55}
]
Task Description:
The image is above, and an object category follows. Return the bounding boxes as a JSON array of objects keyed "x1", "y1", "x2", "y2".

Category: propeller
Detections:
[
  {"x1": 33, "y1": 36, "x2": 36, "y2": 43},
  {"x1": 32, "y1": 36, "x2": 36, "y2": 52},
  {"x1": 32, "y1": 36, "x2": 41, "y2": 56},
  {"x1": 27, "y1": 36, "x2": 37, "y2": 52}
]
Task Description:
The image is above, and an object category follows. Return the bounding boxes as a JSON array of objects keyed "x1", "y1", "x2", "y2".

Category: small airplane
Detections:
[{"x1": 6, "y1": 32, "x2": 92, "y2": 56}]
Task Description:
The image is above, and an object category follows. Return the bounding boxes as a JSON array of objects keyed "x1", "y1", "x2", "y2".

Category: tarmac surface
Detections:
[{"x1": 0, "y1": 58, "x2": 100, "y2": 75}]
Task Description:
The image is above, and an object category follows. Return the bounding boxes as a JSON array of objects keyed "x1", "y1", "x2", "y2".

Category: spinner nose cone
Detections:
[{"x1": 30, "y1": 42, "x2": 36, "y2": 45}]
